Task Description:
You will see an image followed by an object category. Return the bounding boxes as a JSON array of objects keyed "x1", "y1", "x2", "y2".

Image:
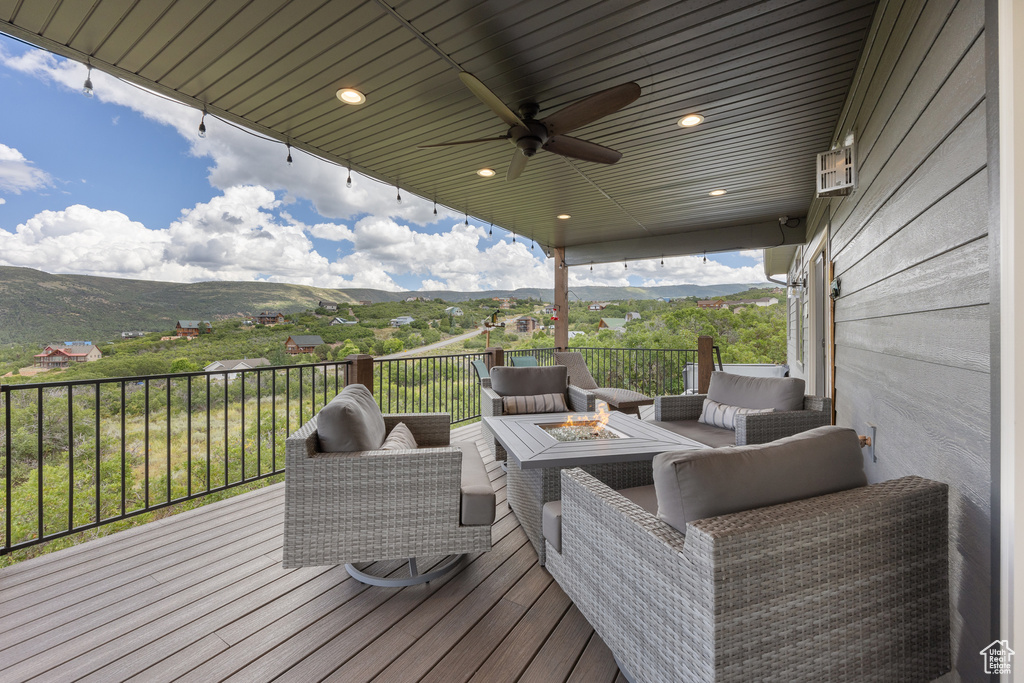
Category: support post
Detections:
[
  {"x1": 485, "y1": 347, "x2": 504, "y2": 369},
  {"x1": 554, "y1": 247, "x2": 569, "y2": 350},
  {"x1": 697, "y1": 336, "x2": 714, "y2": 394},
  {"x1": 346, "y1": 354, "x2": 374, "y2": 390}
]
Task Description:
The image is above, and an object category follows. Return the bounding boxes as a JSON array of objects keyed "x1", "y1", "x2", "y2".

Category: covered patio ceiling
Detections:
[{"x1": 0, "y1": 0, "x2": 875, "y2": 265}]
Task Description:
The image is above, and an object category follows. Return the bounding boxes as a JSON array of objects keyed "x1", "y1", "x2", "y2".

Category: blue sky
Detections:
[{"x1": 0, "y1": 33, "x2": 767, "y2": 292}]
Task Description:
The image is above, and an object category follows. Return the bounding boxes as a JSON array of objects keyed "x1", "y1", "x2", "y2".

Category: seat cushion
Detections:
[
  {"x1": 379, "y1": 422, "x2": 418, "y2": 450},
  {"x1": 543, "y1": 485, "x2": 658, "y2": 554},
  {"x1": 653, "y1": 425, "x2": 867, "y2": 533},
  {"x1": 455, "y1": 440, "x2": 496, "y2": 526},
  {"x1": 707, "y1": 371, "x2": 805, "y2": 411},
  {"x1": 649, "y1": 418, "x2": 737, "y2": 448},
  {"x1": 316, "y1": 384, "x2": 386, "y2": 452},
  {"x1": 591, "y1": 387, "x2": 653, "y2": 410},
  {"x1": 490, "y1": 365, "x2": 568, "y2": 397}
]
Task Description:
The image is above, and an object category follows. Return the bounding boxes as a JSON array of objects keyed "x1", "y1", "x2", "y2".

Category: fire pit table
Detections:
[{"x1": 483, "y1": 411, "x2": 704, "y2": 564}]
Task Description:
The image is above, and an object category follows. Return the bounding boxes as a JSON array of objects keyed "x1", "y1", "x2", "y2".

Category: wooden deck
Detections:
[{"x1": 0, "y1": 421, "x2": 624, "y2": 683}]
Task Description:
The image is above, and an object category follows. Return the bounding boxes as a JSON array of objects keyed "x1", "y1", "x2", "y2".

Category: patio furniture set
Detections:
[{"x1": 282, "y1": 355, "x2": 950, "y2": 682}]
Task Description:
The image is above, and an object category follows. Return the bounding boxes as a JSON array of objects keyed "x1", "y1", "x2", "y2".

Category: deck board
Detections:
[{"x1": 0, "y1": 421, "x2": 621, "y2": 682}]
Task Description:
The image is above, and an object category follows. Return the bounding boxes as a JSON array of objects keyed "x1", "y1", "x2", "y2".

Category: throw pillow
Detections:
[
  {"x1": 697, "y1": 398, "x2": 774, "y2": 431},
  {"x1": 316, "y1": 384, "x2": 386, "y2": 451},
  {"x1": 380, "y1": 422, "x2": 419, "y2": 450},
  {"x1": 502, "y1": 393, "x2": 568, "y2": 414}
]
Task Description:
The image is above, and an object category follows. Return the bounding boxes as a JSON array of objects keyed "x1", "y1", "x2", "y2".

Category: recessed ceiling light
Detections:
[
  {"x1": 477, "y1": 168, "x2": 496, "y2": 177},
  {"x1": 678, "y1": 114, "x2": 704, "y2": 127},
  {"x1": 336, "y1": 88, "x2": 366, "y2": 105},
  {"x1": 709, "y1": 189, "x2": 727, "y2": 196},
  {"x1": 557, "y1": 214, "x2": 571, "y2": 219}
]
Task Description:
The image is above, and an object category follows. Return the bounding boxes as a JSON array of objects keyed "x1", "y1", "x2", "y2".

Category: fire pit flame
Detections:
[{"x1": 541, "y1": 404, "x2": 620, "y2": 442}]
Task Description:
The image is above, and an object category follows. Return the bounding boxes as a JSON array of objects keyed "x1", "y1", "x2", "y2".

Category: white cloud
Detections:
[
  {"x1": 0, "y1": 197, "x2": 6, "y2": 204},
  {"x1": 0, "y1": 143, "x2": 52, "y2": 194}
]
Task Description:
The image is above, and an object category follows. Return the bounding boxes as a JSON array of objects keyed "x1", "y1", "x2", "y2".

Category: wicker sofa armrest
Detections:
[
  {"x1": 383, "y1": 412, "x2": 451, "y2": 447},
  {"x1": 654, "y1": 394, "x2": 706, "y2": 421},
  {"x1": 734, "y1": 406, "x2": 831, "y2": 445},
  {"x1": 480, "y1": 376, "x2": 492, "y2": 390},
  {"x1": 803, "y1": 394, "x2": 831, "y2": 413},
  {"x1": 481, "y1": 385, "x2": 504, "y2": 417},
  {"x1": 567, "y1": 384, "x2": 596, "y2": 412}
]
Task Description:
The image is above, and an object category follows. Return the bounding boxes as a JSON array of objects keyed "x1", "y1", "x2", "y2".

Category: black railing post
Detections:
[{"x1": 4, "y1": 386, "x2": 12, "y2": 553}]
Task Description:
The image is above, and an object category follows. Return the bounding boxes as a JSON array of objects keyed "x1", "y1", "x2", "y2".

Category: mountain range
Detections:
[{"x1": 0, "y1": 266, "x2": 758, "y2": 344}]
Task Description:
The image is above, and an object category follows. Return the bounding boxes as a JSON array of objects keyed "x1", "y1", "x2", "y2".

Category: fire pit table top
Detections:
[{"x1": 483, "y1": 411, "x2": 705, "y2": 469}]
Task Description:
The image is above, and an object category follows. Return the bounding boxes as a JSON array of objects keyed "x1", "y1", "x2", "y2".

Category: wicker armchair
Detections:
[
  {"x1": 481, "y1": 365, "x2": 595, "y2": 459},
  {"x1": 283, "y1": 411, "x2": 493, "y2": 586},
  {"x1": 546, "y1": 468, "x2": 950, "y2": 683}
]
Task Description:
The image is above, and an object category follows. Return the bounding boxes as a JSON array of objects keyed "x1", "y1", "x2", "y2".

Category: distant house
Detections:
[
  {"x1": 444, "y1": 306, "x2": 464, "y2": 317},
  {"x1": 357, "y1": 300, "x2": 372, "y2": 306},
  {"x1": 204, "y1": 357, "x2": 270, "y2": 380},
  {"x1": 285, "y1": 335, "x2": 324, "y2": 354},
  {"x1": 319, "y1": 300, "x2": 338, "y2": 312},
  {"x1": 625, "y1": 311, "x2": 642, "y2": 322},
  {"x1": 330, "y1": 317, "x2": 358, "y2": 325},
  {"x1": 390, "y1": 316, "x2": 415, "y2": 327},
  {"x1": 696, "y1": 299, "x2": 725, "y2": 310},
  {"x1": 598, "y1": 318, "x2": 627, "y2": 332},
  {"x1": 542, "y1": 305, "x2": 555, "y2": 316},
  {"x1": 567, "y1": 330, "x2": 585, "y2": 339},
  {"x1": 405, "y1": 296, "x2": 425, "y2": 302},
  {"x1": 588, "y1": 302, "x2": 609, "y2": 311},
  {"x1": 34, "y1": 342, "x2": 102, "y2": 368},
  {"x1": 176, "y1": 320, "x2": 212, "y2": 337},
  {"x1": 254, "y1": 312, "x2": 286, "y2": 326},
  {"x1": 121, "y1": 330, "x2": 147, "y2": 339},
  {"x1": 724, "y1": 297, "x2": 779, "y2": 309},
  {"x1": 516, "y1": 316, "x2": 540, "y2": 333}
]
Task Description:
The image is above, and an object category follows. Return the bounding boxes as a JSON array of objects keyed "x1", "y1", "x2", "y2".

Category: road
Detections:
[{"x1": 377, "y1": 326, "x2": 486, "y2": 359}]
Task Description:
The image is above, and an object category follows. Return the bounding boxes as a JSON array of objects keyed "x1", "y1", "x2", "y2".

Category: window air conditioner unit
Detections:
[{"x1": 816, "y1": 145, "x2": 856, "y2": 197}]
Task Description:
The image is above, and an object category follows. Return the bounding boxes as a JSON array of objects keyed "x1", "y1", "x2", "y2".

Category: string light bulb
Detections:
[
  {"x1": 396, "y1": 186, "x2": 402, "y2": 204},
  {"x1": 286, "y1": 143, "x2": 293, "y2": 166},
  {"x1": 624, "y1": 259, "x2": 628, "y2": 269},
  {"x1": 531, "y1": 240, "x2": 535, "y2": 251},
  {"x1": 661, "y1": 256, "x2": 664, "y2": 267},
  {"x1": 198, "y1": 108, "x2": 207, "y2": 138},
  {"x1": 703, "y1": 251, "x2": 708, "y2": 264},
  {"x1": 590, "y1": 262, "x2": 593, "y2": 271},
  {"x1": 433, "y1": 200, "x2": 437, "y2": 216},
  {"x1": 82, "y1": 64, "x2": 94, "y2": 98},
  {"x1": 465, "y1": 214, "x2": 469, "y2": 226},
  {"x1": 488, "y1": 223, "x2": 493, "y2": 236},
  {"x1": 346, "y1": 165, "x2": 352, "y2": 188},
  {"x1": 512, "y1": 233, "x2": 516, "y2": 243}
]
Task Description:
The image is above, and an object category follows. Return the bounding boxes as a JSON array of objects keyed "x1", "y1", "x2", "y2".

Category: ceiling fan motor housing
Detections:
[{"x1": 510, "y1": 120, "x2": 549, "y2": 156}]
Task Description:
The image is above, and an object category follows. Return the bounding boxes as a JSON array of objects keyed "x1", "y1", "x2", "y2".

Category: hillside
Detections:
[{"x1": 0, "y1": 266, "x2": 758, "y2": 344}]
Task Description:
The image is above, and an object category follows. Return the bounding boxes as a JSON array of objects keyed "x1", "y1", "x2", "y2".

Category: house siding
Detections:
[{"x1": 799, "y1": 0, "x2": 990, "y2": 678}]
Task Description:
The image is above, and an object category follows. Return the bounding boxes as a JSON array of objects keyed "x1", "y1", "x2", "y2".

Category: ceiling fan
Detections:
[{"x1": 418, "y1": 72, "x2": 641, "y2": 180}]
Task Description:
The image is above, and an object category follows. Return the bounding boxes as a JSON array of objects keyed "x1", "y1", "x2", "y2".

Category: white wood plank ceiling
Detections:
[{"x1": 0, "y1": 0, "x2": 876, "y2": 264}]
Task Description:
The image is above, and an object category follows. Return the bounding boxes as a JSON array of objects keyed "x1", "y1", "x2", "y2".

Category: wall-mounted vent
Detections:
[{"x1": 816, "y1": 145, "x2": 856, "y2": 197}]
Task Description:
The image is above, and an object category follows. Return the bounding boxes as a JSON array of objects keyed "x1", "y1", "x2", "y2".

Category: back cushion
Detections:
[
  {"x1": 706, "y1": 371, "x2": 805, "y2": 411},
  {"x1": 490, "y1": 365, "x2": 568, "y2": 397},
  {"x1": 652, "y1": 425, "x2": 867, "y2": 533},
  {"x1": 316, "y1": 383, "x2": 386, "y2": 452}
]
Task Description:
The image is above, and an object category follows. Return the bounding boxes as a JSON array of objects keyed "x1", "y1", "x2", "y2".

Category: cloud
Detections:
[{"x1": 0, "y1": 143, "x2": 52, "y2": 194}]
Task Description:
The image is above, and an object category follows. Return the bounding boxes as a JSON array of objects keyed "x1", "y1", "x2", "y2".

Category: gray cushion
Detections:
[
  {"x1": 501, "y1": 393, "x2": 568, "y2": 414},
  {"x1": 653, "y1": 425, "x2": 867, "y2": 533},
  {"x1": 490, "y1": 365, "x2": 568, "y2": 397},
  {"x1": 706, "y1": 371, "x2": 806, "y2": 411},
  {"x1": 697, "y1": 398, "x2": 774, "y2": 430},
  {"x1": 379, "y1": 422, "x2": 418, "y2": 450},
  {"x1": 456, "y1": 440, "x2": 496, "y2": 526},
  {"x1": 543, "y1": 485, "x2": 657, "y2": 554},
  {"x1": 649, "y1": 418, "x2": 738, "y2": 448},
  {"x1": 591, "y1": 387, "x2": 653, "y2": 409},
  {"x1": 316, "y1": 384, "x2": 386, "y2": 452}
]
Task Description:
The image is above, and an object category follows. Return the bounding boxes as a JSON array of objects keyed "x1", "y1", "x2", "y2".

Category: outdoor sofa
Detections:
[
  {"x1": 544, "y1": 426, "x2": 950, "y2": 682},
  {"x1": 283, "y1": 383, "x2": 495, "y2": 586},
  {"x1": 653, "y1": 370, "x2": 831, "y2": 447},
  {"x1": 480, "y1": 365, "x2": 595, "y2": 459}
]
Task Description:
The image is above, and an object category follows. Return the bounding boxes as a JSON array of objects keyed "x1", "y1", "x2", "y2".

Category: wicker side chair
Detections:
[
  {"x1": 547, "y1": 468, "x2": 950, "y2": 683},
  {"x1": 554, "y1": 351, "x2": 654, "y2": 416},
  {"x1": 481, "y1": 365, "x2": 595, "y2": 459},
  {"x1": 283, "y1": 411, "x2": 493, "y2": 586}
]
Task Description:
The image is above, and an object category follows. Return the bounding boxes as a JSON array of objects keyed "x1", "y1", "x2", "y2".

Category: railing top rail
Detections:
[
  {"x1": 373, "y1": 351, "x2": 489, "y2": 363},
  {"x1": 0, "y1": 359, "x2": 352, "y2": 392}
]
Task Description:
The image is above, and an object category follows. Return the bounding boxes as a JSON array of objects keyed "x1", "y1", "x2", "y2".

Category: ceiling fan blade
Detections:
[
  {"x1": 506, "y1": 149, "x2": 529, "y2": 181},
  {"x1": 544, "y1": 135, "x2": 622, "y2": 164},
  {"x1": 542, "y1": 82, "x2": 641, "y2": 137},
  {"x1": 417, "y1": 135, "x2": 510, "y2": 149},
  {"x1": 459, "y1": 72, "x2": 526, "y2": 128}
]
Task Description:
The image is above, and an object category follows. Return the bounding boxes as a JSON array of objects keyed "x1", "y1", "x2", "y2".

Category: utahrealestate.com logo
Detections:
[{"x1": 980, "y1": 640, "x2": 1015, "y2": 675}]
